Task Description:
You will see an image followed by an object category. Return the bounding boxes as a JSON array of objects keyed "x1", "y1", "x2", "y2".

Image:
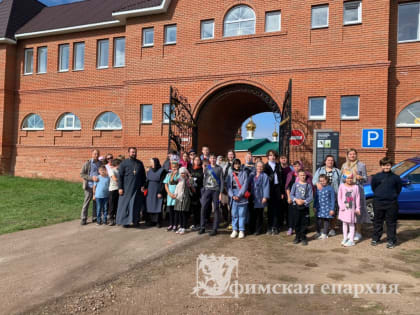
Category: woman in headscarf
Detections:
[
  {"x1": 173, "y1": 167, "x2": 193, "y2": 234},
  {"x1": 340, "y1": 148, "x2": 369, "y2": 242},
  {"x1": 145, "y1": 158, "x2": 167, "y2": 227}
]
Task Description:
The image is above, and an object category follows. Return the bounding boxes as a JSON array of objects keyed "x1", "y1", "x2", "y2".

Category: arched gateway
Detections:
[{"x1": 168, "y1": 81, "x2": 292, "y2": 159}]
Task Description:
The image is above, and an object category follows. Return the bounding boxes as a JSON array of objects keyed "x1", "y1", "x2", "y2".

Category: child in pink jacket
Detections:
[{"x1": 338, "y1": 173, "x2": 361, "y2": 247}]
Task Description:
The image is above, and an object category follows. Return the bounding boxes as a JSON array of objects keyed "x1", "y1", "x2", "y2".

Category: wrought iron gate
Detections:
[
  {"x1": 167, "y1": 86, "x2": 196, "y2": 153},
  {"x1": 279, "y1": 79, "x2": 292, "y2": 160}
]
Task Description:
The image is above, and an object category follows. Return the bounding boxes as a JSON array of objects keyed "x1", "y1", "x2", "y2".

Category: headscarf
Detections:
[
  {"x1": 174, "y1": 167, "x2": 190, "y2": 201},
  {"x1": 151, "y1": 158, "x2": 161, "y2": 172}
]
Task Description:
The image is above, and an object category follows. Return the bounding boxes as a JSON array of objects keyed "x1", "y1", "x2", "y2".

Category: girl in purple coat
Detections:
[
  {"x1": 250, "y1": 161, "x2": 270, "y2": 235},
  {"x1": 338, "y1": 173, "x2": 361, "y2": 247}
]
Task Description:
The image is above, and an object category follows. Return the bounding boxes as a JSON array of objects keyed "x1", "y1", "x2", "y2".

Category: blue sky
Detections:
[
  {"x1": 39, "y1": 0, "x2": 83, "y2": 6},
  {"x1": 39, "y1": 1, "x2": 278, "y2": 140}
]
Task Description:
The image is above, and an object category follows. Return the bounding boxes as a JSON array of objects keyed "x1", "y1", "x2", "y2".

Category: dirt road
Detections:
[{"x1": 20, "y1": 219, "x2": 420, "y2": 315}]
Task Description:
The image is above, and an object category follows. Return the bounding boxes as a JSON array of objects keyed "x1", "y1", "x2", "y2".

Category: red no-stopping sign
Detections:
[{"x1": 290, "y1": 129, "x2": 305, "y2": 146}]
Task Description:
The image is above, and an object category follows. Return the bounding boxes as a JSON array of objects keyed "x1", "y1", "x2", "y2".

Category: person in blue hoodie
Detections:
[
  {"x1": 250, "y1": 161, "x2": 270, "y2": 235},
  {"x1": 371, "y1": 157, "x2": 402, "y2": 249},
  {"x1": 226, "y1": 159, "x2": 249, "y2": 239}
]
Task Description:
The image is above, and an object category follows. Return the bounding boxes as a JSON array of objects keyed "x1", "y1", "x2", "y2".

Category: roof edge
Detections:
[
  {"x1": 0, "y1": 37, "x2": 16, "y2": 44},
  {"x1": 15, "y1": 20, "x2": 122, "y2": 39},
  {"x1": 112, "y1": 0, "x2": 171, "y2": 22}
]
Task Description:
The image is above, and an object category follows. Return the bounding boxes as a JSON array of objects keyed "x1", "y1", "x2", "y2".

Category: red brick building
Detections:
[{"x1": 1, "y1": 0, "x2": 420, "y2": 181}]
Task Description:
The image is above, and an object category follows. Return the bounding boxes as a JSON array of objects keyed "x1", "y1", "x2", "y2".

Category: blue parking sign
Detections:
[{"x1": 362, "y1": 129, "x2": 384, "y2": 148}]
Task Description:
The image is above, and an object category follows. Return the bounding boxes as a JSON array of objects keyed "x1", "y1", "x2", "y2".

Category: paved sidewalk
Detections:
[{"x1": 0, "y1": 221, "x2": 201, "y2": 315}]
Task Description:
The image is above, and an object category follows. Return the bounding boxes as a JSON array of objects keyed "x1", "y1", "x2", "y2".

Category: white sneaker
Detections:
[
  {"x1": 354, "y1": 232, "x2": 362, "y2": 242},
  {"x1": 230, "y1": 230, "x2": 238, "y2": 238},
  {"x1": 318, "y1": 233, "x2": 328, "y2": 240},
  {"x1": 344, "y1": 240, "x2": 356, "y2": 247},
  {"x1": 238, "y1": 231, "x2": 245, "y2": 239},
  {"x1": 341, "y1": 238, "x2": 348, "y2": 246},
  {"x1": 328, "y1": 229, "x2": 336, "y2": 237}
]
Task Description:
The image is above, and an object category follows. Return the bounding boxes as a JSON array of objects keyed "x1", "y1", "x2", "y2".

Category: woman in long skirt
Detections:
[{"x1": 145, "y1": 158, "x2": 167, "y2": 227}]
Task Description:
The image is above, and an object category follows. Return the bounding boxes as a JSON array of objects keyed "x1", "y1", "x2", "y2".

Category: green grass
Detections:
[{"x1": 0, "y1": 176, "x2": 84, "y2": 235}]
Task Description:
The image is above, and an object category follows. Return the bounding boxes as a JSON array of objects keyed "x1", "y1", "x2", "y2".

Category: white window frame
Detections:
[
  {"x1": 163, "y1": 104, "x2": 175, "y2": 123},
  {"x1": 308, "y1": 97, "x2": 326, "y2": 120},
  {"x1": 24, "y1": 48, "x2": 33, "y2": 75},
  {"x1": 265, "y1": 11, "x2": 281, "y2": 33},
  {"x1": 73, "y1": 42, "x2": 85, "y2": 71},
  {"x1": 97, "y1": 39, "x2": 109, "y2": 69},
  {"x1": 22, "y1": 114, "x2": 44, "y2": 131},
  {"x1": 343, "y1": 1, "x2": 362, "y2": 25},
  {"x1": 37, "y1": 46, "x2": 47, "y2": 74},
  {"x1": 224, "y1": 5, "x2": 256, "y2": 37},
  {"x1": 164, "y1": 24, "x2": 177, "y2": 45},
  {"x1": 311, "y1": 5, "x2": 329, "y2": 29},
  {"x1": 141, "y1": 105, "x2": 153, "y2": 124},
  {"x1": 143, "y1": 27, "x2": 155, "y2": 47},
  {"x1": 113, "y1": 37, "x2": 125, "y2": 67},
  {"x1": 58, "y1": 44, "x2": 69, "y2": 72},
  {"x1": 94, "y1": 112, "x2": 122, "y2": 130},
  {"x1": 341, "y1": 95, "x2": 360, "y2": 120},
  {"x1": 57, "y1": 113, "x2": 81, "y2": 130},
  {"x1": 201, "y1": 20, "x2": 215, "y2": 40},
  {"x1": 398, "y1": 2, "x2": 420, "y2": 43}
]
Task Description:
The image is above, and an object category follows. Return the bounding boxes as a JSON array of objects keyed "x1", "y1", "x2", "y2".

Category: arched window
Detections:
[
  {"x1": 22, "y1": 114, "x2": 44, "y2": 130},
  {"x1": 224, "y1": 5, "x2": 256, "y2": 37},
  {"x1": 56, "y1": 113, "x2": 81, "y2": 130},
  {"x1": 94, "y1": 112, "x2": 122, "y2": 130},
  {"x1": 396, "y1": 102, "x2": 420, "y2": 127}
]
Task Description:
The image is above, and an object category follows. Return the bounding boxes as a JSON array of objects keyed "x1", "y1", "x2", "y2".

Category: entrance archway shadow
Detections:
[{"x1": 195, "y1": 84, "x2": 280, "y2": 155}]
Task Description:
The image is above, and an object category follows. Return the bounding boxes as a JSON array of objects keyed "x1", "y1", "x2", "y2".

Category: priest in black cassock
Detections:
[{"x1": 116, "y1": 147, "x2": 146, "y2": 226}]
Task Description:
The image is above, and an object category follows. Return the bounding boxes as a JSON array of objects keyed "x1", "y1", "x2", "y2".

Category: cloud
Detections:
[{"x1": 39, "y1": 0, "x2": 85, "y2": 6}]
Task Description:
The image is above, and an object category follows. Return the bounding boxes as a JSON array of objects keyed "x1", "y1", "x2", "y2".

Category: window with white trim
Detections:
[
  {"x1": 164, "y1": 25, "x2": 177, "y2": 44},
  {"x1": 22, "y1": 114, "x2": 44, "y2": 130},
  {"x1": 59, "y1": 44, "x2": 69, "y2": 72},
  {"x1": 37, "y1": 46, "x2": 47, "y2": 73},
  {"x1": 224, "y1": 5, "x2": 256, "y2": 37},
  {"x1": 73, "y1": 42, "x2": 85, "y2": 70},
  {"x1": 398, "y1": 2, "x2": 420, "y2": 42},
  {"x1": 97, "y1": 39, "x2": 109, "y2": 68},
  {"x1": 24, "y1": 48, "x2": 33, "y2": 74},
  {"x1": 343, "y1": 1, "x2": 362, "y2": 25},
  {"x1": 201, "y1": 20, "x2": 214, "y2": 39},
  {"x1": 163, "y1": 104, "x2": 174, "y2": 123},
  {"x1": 396, "y1": 102, "x2": 420, "y2": 127},
  {"x1": 341, "y1": 96, "x2": 359, "y2": 120},
  {"x1": 311, "y1": 5, "x2": 329, "y2": 29},
  {"x1": 141, "y1": 105, "x2": 153, "y2": 124},
  {"x1": 57, "y1": 113, "x2": 81, "y2": 130},
  {"x1": 94, "y1": 112, "x2": 122, "y2": 130},
  {"x1": 143, "y1": 28, "x2": 154, "y2": 47},
  {"x1": 265, "y1": 11, "x2": 281, "y2": 32},
  {"x1": 309, "y1": 97, "x2": 326, "y2": 120},
  {"x1": 114, "y1": 37, "x2": 125, "y2": 67}
]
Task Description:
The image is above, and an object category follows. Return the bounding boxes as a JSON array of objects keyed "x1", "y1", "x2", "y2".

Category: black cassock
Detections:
[{"x1": 116, "y1": 158, "x2": 146, "y2": 225}]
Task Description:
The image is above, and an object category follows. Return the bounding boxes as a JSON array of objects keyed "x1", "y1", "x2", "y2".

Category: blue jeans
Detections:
[
  {"x1": 231, "y1": 201, "x2": 248, "y2": 232},
  {"x1": 96, "y1": 197, "x2": 108, "y2": 223}
]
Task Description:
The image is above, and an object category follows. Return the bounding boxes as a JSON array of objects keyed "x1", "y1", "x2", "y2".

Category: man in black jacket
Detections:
[
  {"x1": 371, "y1": 157, "x2": 402, "y2": 248},
  {"x1": 264, "y1": 149, "x2": 284, "y2": 235}
]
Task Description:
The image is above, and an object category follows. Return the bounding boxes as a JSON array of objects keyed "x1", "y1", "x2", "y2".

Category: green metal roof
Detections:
[
  {"x1": 234, "y1": 139, "x2": 269, "y2": 152},
  {"x1": 252, "y1": 141, "x2": 280, "y2": 156}
]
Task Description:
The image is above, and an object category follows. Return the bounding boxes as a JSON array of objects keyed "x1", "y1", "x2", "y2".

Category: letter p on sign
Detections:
[{"x1": 362, "y1": 129, "x2": 384, "y2": 149}]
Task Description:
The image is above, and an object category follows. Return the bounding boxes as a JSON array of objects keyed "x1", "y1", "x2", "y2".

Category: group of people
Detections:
[{"x1": 80, "y1": 145, "x2": 402, "y2": 248}]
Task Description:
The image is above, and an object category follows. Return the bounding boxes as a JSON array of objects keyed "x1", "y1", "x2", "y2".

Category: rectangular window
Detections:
[
  {"x1": 265, "y1": 11, "x2": 281, "y2": 32},
  {"x1": 309, "y1": 97, "x2": 326, "y2": 120},
  {"x1": 398, "y1": 2, "x2": 420, "y2": 42},
  {"x1": 344, "y1": 1, "x2": 362, "y2": 25},
  {"x1": 165, "y1": 24, "x2": 177, "y2": 44},
  {"x1": 141, "y1": 105, "x2": 153, "y2": 123},
  {"x1": 341, "y1": 96, "x2": 360, "y2": 120},
  {"x1": 58, "y1": 44, "x2": 69, "y2": 72},
  {"x1": 97, "y1": 39, "x2": 109, "y2": 68},
  {"x1": 163, "y1": 104, "x2": 175, "y2": 123},
  {"x1": 37, "y1": 46, "x2": 47, "y2": 73},
  {"x1": 201, "y1": 20, "x2": 214, "y2": 39},
  {"x1": 24, "y1": 48, "x2": 33, "y2": 74},
  {"x1": 312, "y1": 5, "x2": 329, "y2": 29},
  {"x1": 114, "y1": 37, "x2": 125, "y2": 67},
  {"x1": 143, "y1": 27, "x2": 154, "y2": 47},
  {"x1": 73, "y1": 42, "x2": 85, "y2": 70}
]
